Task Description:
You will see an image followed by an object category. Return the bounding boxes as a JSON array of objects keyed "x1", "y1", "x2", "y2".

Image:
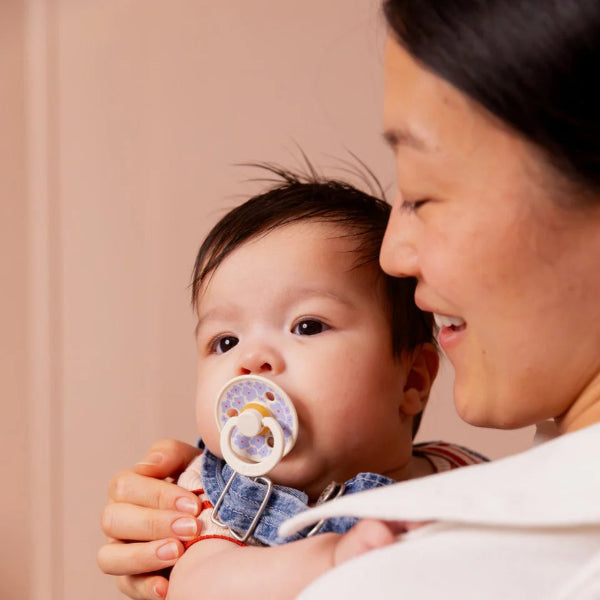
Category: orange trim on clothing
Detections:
[{"x1": 184, "y1": 535, "x2": 247, "y2": 550}]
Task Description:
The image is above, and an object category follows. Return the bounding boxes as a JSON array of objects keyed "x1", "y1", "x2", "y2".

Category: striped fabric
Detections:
[{"x1": 413, "y1": 441, "x2": 489, "y2": 473}]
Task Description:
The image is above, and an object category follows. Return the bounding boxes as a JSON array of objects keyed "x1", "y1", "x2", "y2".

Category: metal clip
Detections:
[
  {"x1": 210, "y1": 470, "x2": 274, "y2": 543},
  {"x1": 305, "y1": 481, "x2": 346, "y2": 537}
]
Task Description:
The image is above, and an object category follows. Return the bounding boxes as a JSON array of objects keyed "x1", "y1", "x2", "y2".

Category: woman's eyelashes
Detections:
[
  {"x1": 209, "y1": 334, "x2": 239, "y2": 354},
  {"x1": 400, "y1": 197, "x2": 430, "y2": 213},
  {"x1": 291, "y1": 318, "x2": 330, "y2": 336}
]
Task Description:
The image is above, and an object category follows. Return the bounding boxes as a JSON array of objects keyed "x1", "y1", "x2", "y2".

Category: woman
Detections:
[{"x1": 98, "y1": 1, "x2": 600, "y2": 597}]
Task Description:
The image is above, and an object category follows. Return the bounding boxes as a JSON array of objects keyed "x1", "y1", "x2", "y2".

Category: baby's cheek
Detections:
[
  {"x1": 198, "y1": 426, "x2": 222, "y2": 456},
  {"x1": 195, "y1": 403, "x2": 221, "y2": 456}
]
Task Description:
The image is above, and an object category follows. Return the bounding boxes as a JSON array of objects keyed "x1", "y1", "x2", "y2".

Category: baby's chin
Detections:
[{"x1": 267, "y1": 457, "x2": 336, "y2": 501}]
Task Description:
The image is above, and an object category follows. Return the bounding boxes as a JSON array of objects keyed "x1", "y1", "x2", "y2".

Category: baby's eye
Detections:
[
  {"x1": 210, "y1": 335, "x2": 239, "y2": 354},
  {"x1": 292, "y1": 319, "x2": 329, "y2": 336}
]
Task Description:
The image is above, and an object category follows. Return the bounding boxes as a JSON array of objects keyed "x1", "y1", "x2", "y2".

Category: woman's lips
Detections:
[{"x1": 434, "y1": 313, "x2": 466, "y2": 350}]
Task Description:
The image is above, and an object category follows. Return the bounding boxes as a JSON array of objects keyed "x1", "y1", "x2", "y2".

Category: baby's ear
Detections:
[{"x1": 399, "y1": 343, "x2": 439, "y2": 416}]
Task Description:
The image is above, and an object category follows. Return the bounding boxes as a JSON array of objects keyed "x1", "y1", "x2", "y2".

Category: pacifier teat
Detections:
[{"x1": 215, "y1": 375, "x2": 298, "y2": 477}]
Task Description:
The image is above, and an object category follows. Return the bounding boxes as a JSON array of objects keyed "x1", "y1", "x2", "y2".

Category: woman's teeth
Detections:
[{"x1": 434, "y1": 314, "x2": 466, "y2": 330}]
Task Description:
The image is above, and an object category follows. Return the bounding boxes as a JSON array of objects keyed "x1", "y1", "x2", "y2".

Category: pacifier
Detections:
[{"x1": 215, "y1": 375, "x2": 299, "y2": 477}]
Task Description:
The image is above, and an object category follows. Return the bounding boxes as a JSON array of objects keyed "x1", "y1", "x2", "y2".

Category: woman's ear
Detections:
[{"x1": 399, "y1": 343, "x2": 439, "y2": 416}]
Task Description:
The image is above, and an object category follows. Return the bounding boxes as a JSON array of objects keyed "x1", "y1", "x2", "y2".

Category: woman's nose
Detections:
[
  {"x1": 380, "y1": 199, "x2": 420, "y2": 278},
  {"x1": 237, "y1": 343, "x2": 285, "y2": 376}
]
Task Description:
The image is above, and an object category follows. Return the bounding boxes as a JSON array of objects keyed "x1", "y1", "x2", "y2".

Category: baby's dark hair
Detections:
[{"x1": 191, "y1": 164, "x2": 435, "y2": 437}]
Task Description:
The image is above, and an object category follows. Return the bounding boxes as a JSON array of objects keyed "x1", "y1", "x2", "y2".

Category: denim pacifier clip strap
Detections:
[
  {"x1": 202, "y1": 452, "x2": 310, "y2": 544},
  {"x1": 211, "y1": 470, "x2": 273, "y2": 543}
]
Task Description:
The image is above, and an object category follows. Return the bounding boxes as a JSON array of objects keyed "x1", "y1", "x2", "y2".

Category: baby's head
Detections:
[{"x1": 192, "y1": 166, "x2": 438, "y2": 499}]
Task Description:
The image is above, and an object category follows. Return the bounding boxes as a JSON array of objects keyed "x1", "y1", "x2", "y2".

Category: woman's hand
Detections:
[{"x1": 97, "y1": 439, "x2": 202, "y2": 600}]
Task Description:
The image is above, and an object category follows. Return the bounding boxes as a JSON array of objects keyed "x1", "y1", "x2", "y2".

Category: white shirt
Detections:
[{"x1": 281, "y1": 423, "x2": 600, "y2": 599}]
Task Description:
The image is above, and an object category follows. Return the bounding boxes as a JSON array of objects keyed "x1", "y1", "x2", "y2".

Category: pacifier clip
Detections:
[{"x1": 211, "y1": 375, "x2": 299, "y2": 542}]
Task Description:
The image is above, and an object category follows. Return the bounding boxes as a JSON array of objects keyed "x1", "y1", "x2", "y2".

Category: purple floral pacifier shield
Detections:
[{"x1": 214, "y1": 375, "x2": 298, "y2": 464}]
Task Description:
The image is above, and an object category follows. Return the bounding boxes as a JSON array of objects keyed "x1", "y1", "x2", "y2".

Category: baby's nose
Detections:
[{"x1": 237, "y1": 345, "x2": 284, "y2": 376}]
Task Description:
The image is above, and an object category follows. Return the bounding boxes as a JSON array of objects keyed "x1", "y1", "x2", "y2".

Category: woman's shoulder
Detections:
[{"x1": 281, "y1": 422, "x2": 600, "y2": 537}]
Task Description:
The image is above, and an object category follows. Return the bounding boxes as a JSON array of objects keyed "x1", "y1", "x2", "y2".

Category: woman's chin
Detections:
[
  {"x1": 454, "y1": 394, "x2": 533, "y2": 430},
  {"x1": 454, "y1": 390, "x2": 501, "y2": 429}
]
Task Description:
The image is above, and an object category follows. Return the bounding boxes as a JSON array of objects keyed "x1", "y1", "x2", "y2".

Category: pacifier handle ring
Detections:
[{"x1": 220, "y1": 415, "x2": 285, "y2": 477}]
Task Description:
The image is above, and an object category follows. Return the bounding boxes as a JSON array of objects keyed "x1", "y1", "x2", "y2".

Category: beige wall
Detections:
[
  {"x1": 3, "y1": 2, "x2": 533, "y2": 599},
  {"x1": 1, "y1": 2, "x2": 30, "y2": 599}
]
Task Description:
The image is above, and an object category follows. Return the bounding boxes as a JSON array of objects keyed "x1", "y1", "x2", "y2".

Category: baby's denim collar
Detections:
[{"x1": 201, "y1": 450, "x2": 395, "y2": 546}]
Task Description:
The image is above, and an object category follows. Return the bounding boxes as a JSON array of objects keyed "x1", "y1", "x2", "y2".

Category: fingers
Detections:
[
  {"x1": 98, "y1": 538, "x2": 184, "y2": 576},
  {"x1": 134, "y1": 439, "x2": 201, "y2": 479},
  {"x1": 116, "y1": 573, "x2": 169, "y2": 600},
  {"x1": 108, "y1": 470, "x2": 201, "y2": 514},
  {"x1": 101, "y1": 501, "x2": 200, "y2": 542},
  {"x1": 332, "y1": 519, "x2": 396, "y2": 567},
  {"x1": 99, "y1": 440, "x2": 201, "y2": 600}
]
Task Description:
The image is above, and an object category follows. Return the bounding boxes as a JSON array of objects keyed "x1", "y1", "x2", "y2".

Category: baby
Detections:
[{"x1": 167, "y1": 166, "x2": 485, "y2": 599}]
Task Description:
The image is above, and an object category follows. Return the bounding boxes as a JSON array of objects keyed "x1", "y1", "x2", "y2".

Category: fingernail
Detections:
[
  {"x1": 175, "y1": 496, "x2": 199, "y2": 515},
  {"x1": 136, "y1": 452, "x2": 164, "y2": 467},
  {"x1": 172, "y1": 516, "x2": 199, "y2": 538},
  {"x1": 156, "y1": 541, "x2": 180, "y2": 561},
  {"x1": 153, "y1": 583, "x2": 167, "y2": 599}
]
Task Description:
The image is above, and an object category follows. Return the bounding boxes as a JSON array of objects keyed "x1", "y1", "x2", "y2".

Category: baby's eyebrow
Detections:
[
  {"x1": 194, "y1": 305, "x2": 238, "y2": 337},
  {"x1": 289, "y1": 287, "x2": 356, "y2": 309}
]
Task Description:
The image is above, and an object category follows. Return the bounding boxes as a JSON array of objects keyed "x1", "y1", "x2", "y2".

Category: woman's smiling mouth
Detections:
[
  {"x1": 434, "y1": 314, "x2": 466, "y2": 331},
  {"x1": 434, "y1": 314, "x2": 467, "y2": 350}
]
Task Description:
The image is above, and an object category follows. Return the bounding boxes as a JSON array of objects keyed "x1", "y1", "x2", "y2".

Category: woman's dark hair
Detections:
[
  {"x1": 191, "y1": 163, "x2": 436, "y2": 437},
  {"x1": 383, "y1": 0, "x2": 600, "y2": 202}
]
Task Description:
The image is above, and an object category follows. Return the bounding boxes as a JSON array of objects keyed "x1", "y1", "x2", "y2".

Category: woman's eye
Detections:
[
  {"x1": 400, "y1": 198, "x2": 429, "y2": 213},
  {"x1": 292, "y1": 319, "x2": 329, "y2": 336},
  {"x1": 210, "y1": 335, "x2": 239, "y2": 354}
]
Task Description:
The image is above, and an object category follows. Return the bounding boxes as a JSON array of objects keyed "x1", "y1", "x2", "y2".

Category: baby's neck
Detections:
[
  {"x1": 383, "y1": 453, "x2": 435, "y2": 483},
  {"x1": 301, "y1": 454, "x2": 434, "y2": 503}
]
